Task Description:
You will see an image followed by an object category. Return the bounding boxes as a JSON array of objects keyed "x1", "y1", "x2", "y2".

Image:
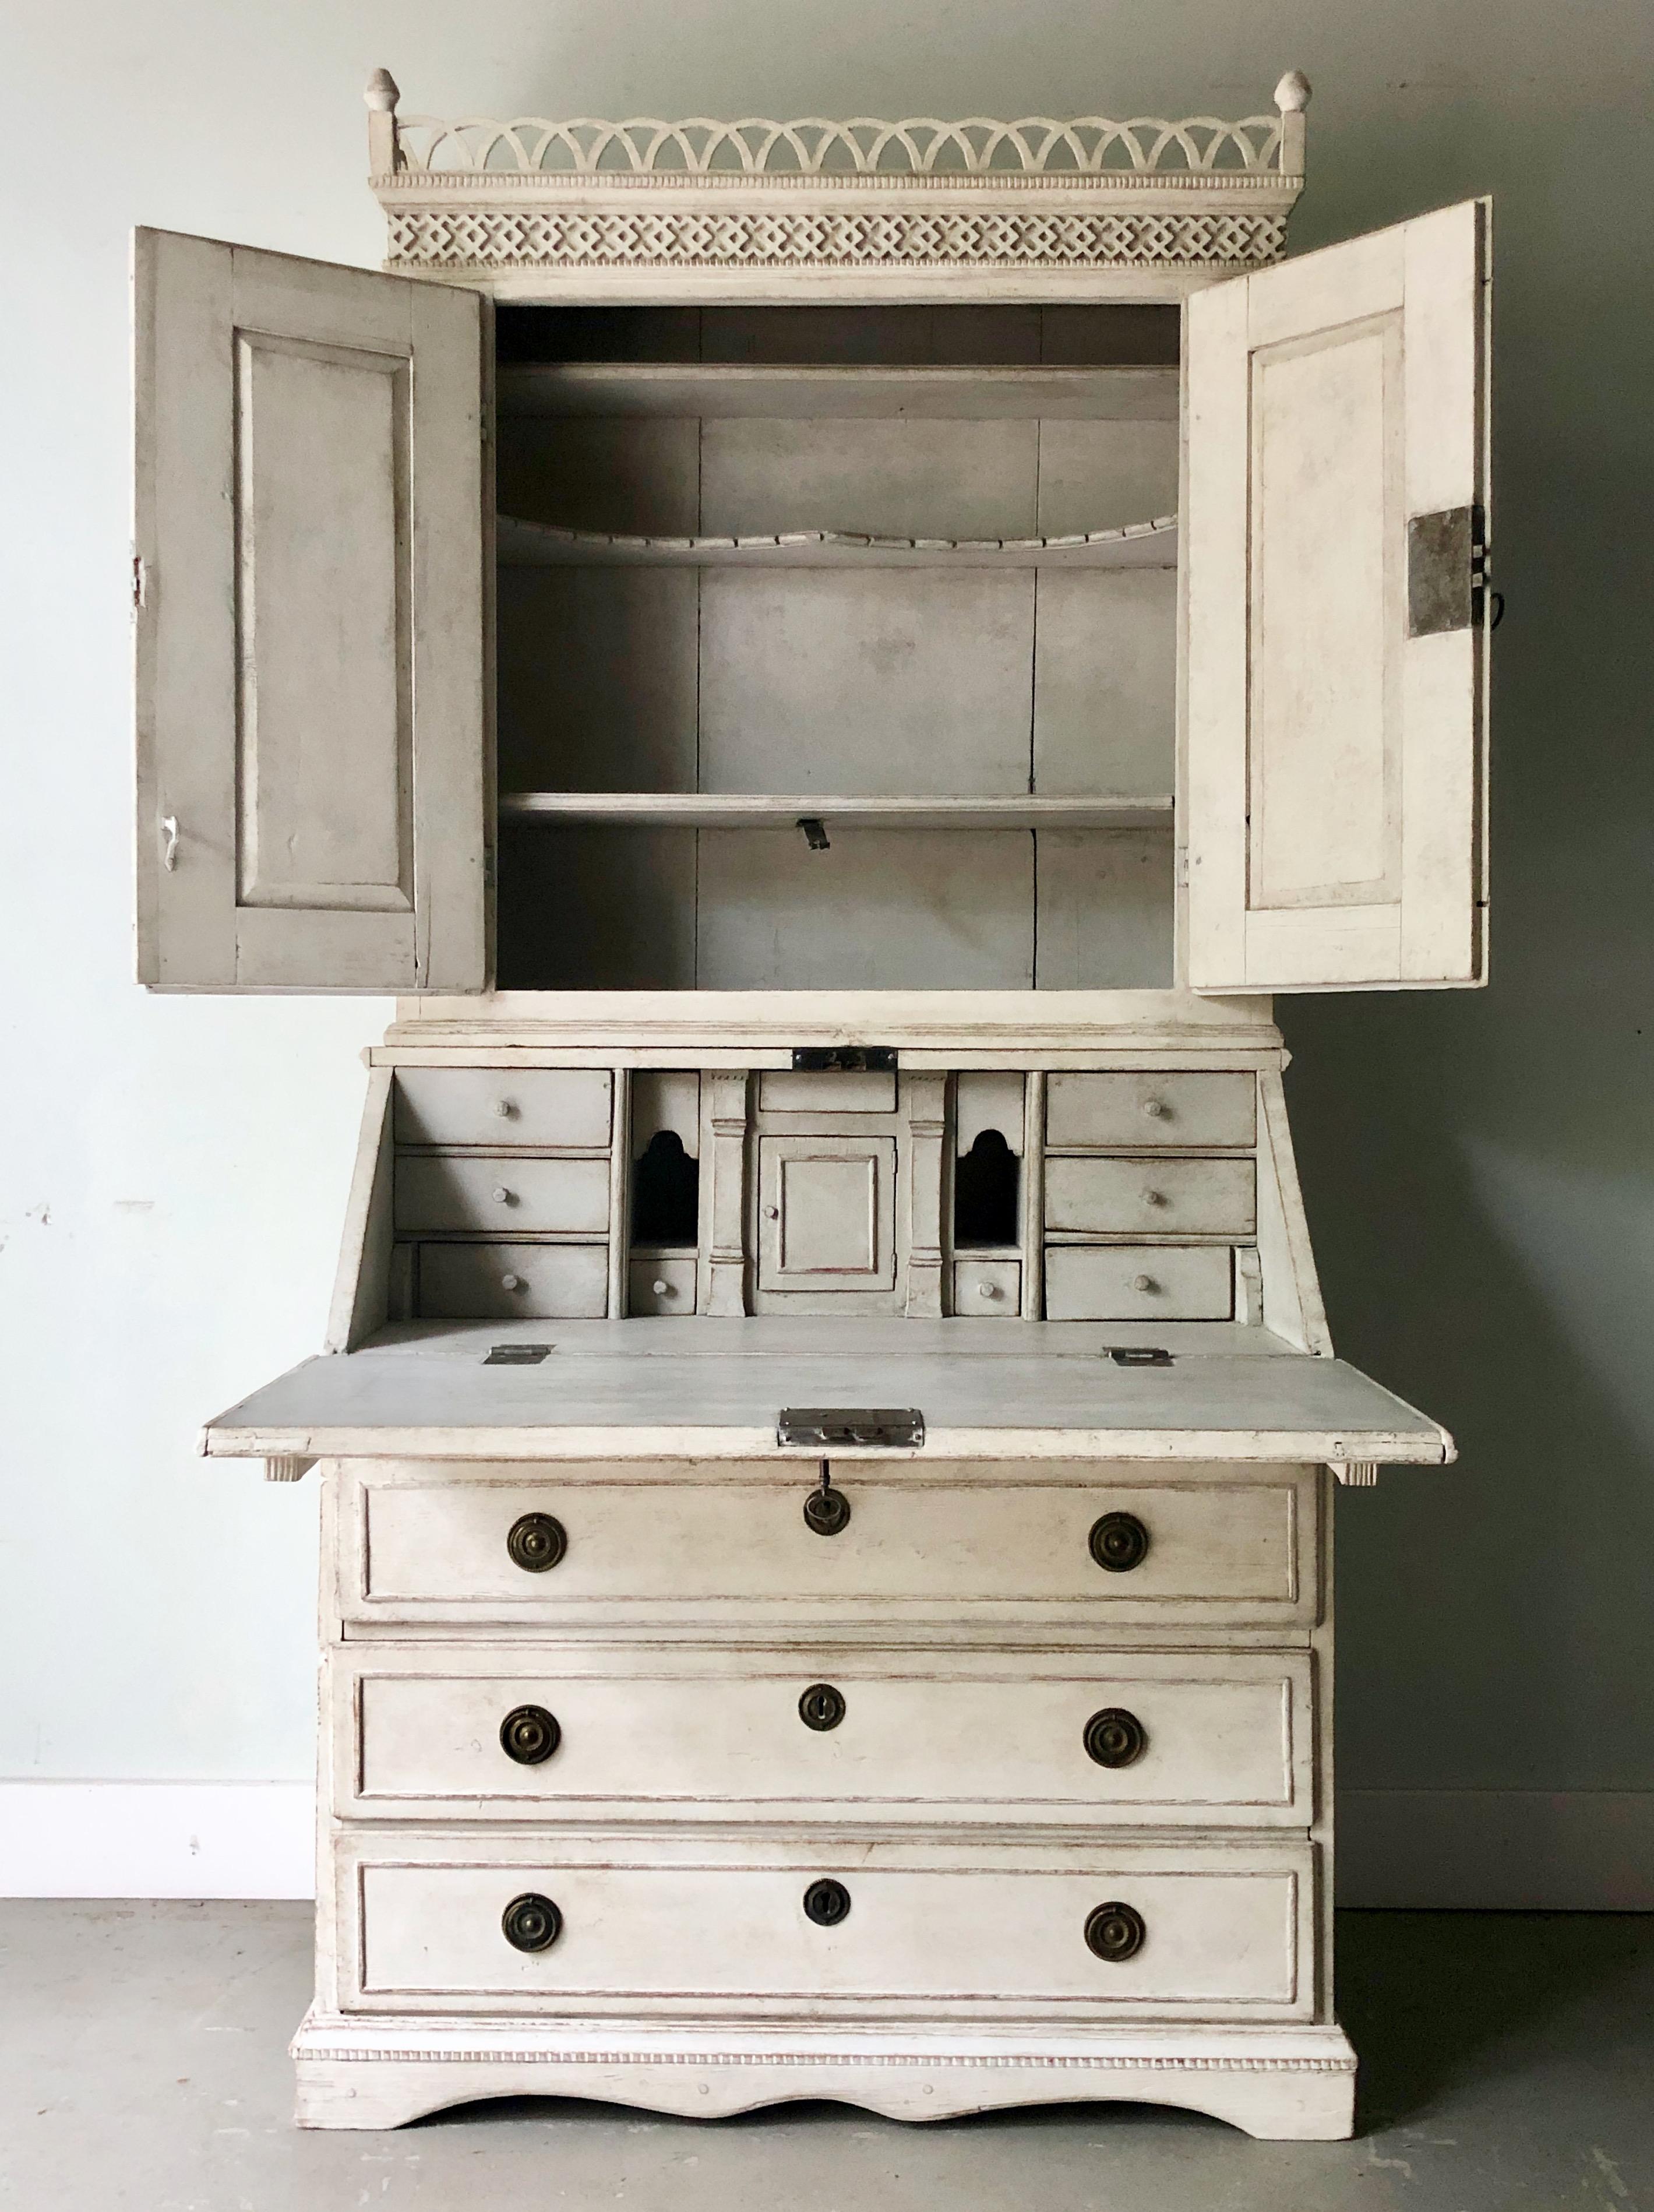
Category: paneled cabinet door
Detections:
[
  {"x1": 1183, "y1": 198, "x2": 1491, "y2": 992},
  {"x1": 133, "y1": 231, "x2": 488, "y2": 991}
]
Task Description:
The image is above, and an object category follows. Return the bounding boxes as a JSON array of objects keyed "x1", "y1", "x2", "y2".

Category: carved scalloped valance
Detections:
[{"x1": 364, "y1": 70, "x2": 1310, "y2": 299}]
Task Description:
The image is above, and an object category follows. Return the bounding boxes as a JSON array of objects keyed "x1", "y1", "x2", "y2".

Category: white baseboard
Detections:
[
  {"x1": 0, "y1": 1781, "x2": 313, "y2": 1900},
  {"x1": 2, "y1": 1782, "x2": 1649, "y2": 1907},
  {"x1": 1338, "y1": 1790, "x2": 1654, "y2": 1910}
]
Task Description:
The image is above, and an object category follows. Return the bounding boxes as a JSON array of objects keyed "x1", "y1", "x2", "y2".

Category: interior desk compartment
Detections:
[
  {"x1": 1045, "y1": 1157, "x2": 1256, "y2": 1239},
  {"x1": 395, "y1": 1154, "x2": 611, "y2": 1236},
  {"x1": 394, "y1": 1069, "x2": 613, "y2": 1150},
  {"x1": 1046, "y1": 1073, "x2": 1256, "y2": 1150}
]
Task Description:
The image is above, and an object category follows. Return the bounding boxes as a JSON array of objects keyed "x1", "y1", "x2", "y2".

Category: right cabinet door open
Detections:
[{"x1": 1183, "y1": 198, "x2": 1491, "y2": 992}]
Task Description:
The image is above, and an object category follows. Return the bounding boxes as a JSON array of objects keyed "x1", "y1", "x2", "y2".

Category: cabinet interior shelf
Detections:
[
  {"x1": 499, "y1": 792, "x2": 1173, "y2": 832},
  {"x1": 497, "y1": 514, "x2": 1178, "y2": 570}
]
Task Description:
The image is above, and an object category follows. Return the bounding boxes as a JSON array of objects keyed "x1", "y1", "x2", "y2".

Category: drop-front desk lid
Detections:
[{"x1": 200, "y1": 1319, "x2": 1453, "y2": 1466}]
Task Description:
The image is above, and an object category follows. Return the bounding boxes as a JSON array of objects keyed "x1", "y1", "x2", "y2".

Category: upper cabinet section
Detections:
[
  {"x1": 1183, "y1": 199, "x2": 1492, "y2": 992},
  {"x1": 361, "y1": 68, "x2": 1309, "y2": 305},
  {"x1": 133, "y1": 232, "x2": 488, "y2": 991}
]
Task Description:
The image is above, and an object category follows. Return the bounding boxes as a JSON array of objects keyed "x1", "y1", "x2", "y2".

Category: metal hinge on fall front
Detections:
[{"x1": 778, "y1": 1407, "x2": 925, "y2": 1449}]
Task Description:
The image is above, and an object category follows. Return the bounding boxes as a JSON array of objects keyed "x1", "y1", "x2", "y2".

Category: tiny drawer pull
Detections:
[
  {"x1": 803, "y1": 1878, "x2": 851, "y2": 1927},
  {"x1": 1133, "y1": 1273, "x2": 1156, "y2": 1294},
  {"x1": 978, "y1": 1280, "x2": 1000, "y2": 1299},
  {"x1": 803, "y1": 1462, "x2": 852, "y2": 1537},
  {"x1": 1143, "y1": 1189, "x2": 1168, "y2": 1209},
  {"x1": 1084, "y1": 1707, "x2": 1148, "y2": 1769},
  {"x1": 500, "y1": 1272, "x2": 524, "y2": 1291},
  {"x1": 501, "y1": 1892, "x2": 562, "y2": 1953},
  {"x1": 764, "y1": 1204, "x2": 780, "y2": 1220},
  {"x1": 492, "y1": 1099, "x2": 515, "y2": 1119},
  {"x1": 651, "y1": 1278, "x2": 671, "y2": 1297},
  {"x1": 499, "y1": 1704, "x2": 561, "y2": 1765},
  {"x1": 492, "y1": 1186, "x2": 514, "y2": 1204},
  {"x1": 506, "y1": 1512, "x2": 567, "y2": 1573},
  {"x1": 798, "y1": 1682, "x2": 846, "y2": 1732},
  {"x1": 1085, "y1": 1900, "x2": 1145, "y2": 1962},
  {"x1": 1089, "y1": 1510, "x2": 1150, "y2": 1573},
  {"x1": 1141, "y1": 1098, "x2": 1168, "y2": 1120}
]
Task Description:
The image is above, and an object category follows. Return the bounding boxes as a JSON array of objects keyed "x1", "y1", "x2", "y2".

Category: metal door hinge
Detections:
[
  {"x1": 779, "y1": 1407, "x2": 924, "y2": 1449},
  {"x1": 1408, "y1": 505, "x2": 1488, "y2": 637},
  {"x1": 1105, "y1": 1347, "x2": 1173, "y2": 1366},
  {"x1": 1174, "y1": 848, "x2": 1189, "y2": 889},
  {"x1": 484, "y1": 1343, "x2": 552, "y2": 1365},
  {"x1": 791, "y1": 1046, "x2": 898, "y2": 1073}
]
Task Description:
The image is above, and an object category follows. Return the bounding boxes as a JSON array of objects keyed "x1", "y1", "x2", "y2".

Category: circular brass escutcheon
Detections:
[
  {"x1": 1084, "y1": 1706, "x2": 1148, "y2": 1769},
  {"x1": 506, "y1": 1512, "x2": 567, "y2": 1573},
  {"x1": 1085, "y1": 1900, "x2": 1146, "y2": 1961},
  {"x1": 1088, "y1": 1510, "x2": 1150, "y2": 1573},
  {"x1": 799, "y1": 1682, "x2": 847, "y2": 1732},
  {"x1": 501, "y1": 1892, "x2": 562, "y2": 1953},
  {"x1": 803, "y1": 1487, "x2": 852, "y2": 1537},
  {"x1": 803, "y1": 1878, "x2": 852, "y2": 1927},
  {"x1": 499, "y1": 1704, "x2": 562, "y2": 1764}
]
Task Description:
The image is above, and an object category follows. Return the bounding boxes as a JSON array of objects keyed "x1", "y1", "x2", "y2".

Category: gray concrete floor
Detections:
[{"x1": 0, "y1": 1904, "x2": 1649, "y2": 2210}]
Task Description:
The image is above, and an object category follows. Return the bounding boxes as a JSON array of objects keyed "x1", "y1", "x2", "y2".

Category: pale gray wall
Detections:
[{"x1": 1, "y1": 0, "x2": 1648, "y2": 1897}]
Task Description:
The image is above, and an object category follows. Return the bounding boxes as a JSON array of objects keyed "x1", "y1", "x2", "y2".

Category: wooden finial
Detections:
[
  {"x1": 365, "y1": 69, "x2": 401, "y2": 174},
  {"x1": 1274, "y1": 71, "x2": 1310, "y2": 174}
]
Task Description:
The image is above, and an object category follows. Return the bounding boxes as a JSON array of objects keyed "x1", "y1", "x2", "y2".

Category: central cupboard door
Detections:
[
  {"x1": 133, "y1": 231, "x2": 488, "y2": 992},
  {"x1": 757, "y1": 1135, "x2": 897, "y2": 1292}
]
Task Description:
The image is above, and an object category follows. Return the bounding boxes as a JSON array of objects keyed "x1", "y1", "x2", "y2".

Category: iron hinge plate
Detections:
[
  {"x1": 484, "y1": 1343, "x2": 553, "y2": 1365},
  {"x1": 1408, "y1": 504, "x2": 1489, "y2": 637},
  {"x1": 778, "y1": 1406, "x2": 924, "y2": 1449}
]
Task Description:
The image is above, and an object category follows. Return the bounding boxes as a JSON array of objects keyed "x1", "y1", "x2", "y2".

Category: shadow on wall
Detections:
[{"x1": 1278, "y1": 93, "x2": 1654, "y2": 1811}]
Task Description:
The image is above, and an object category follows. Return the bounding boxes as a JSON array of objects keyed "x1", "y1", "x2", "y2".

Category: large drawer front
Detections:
[
  {"x1": 396, "y1": 1154, "x2": 611, "y2": 1235},
  {"x1": 341, "y1": 1463, "x2": 1316, "y2": 1628},
  {"x1": 336, "y1": 1648, "x2": 1313, "y2": 1827},
  {"x1": 345, "y1": 1840, "x2": 1312, "y2": 2018},
  {"x1": 394, "y1": 1068, "x2": 612, "y2": 1150},
  {"x1": 1045, "y1": 1157, "x2": 1256, "y2": 1238},
  {"x1": 1046, "y1": 1072, "x2": 1256, "y2": 1150}
]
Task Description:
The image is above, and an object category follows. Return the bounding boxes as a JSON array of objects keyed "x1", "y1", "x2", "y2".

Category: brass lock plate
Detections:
[{"x1": 778, "y1": 1407, "x2": 925, "y2": 1448}]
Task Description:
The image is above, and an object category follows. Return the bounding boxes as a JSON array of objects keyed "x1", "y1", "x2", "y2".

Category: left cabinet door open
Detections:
[{"x1": 133, "y1": 231, "x2": 488, "y2": 991}]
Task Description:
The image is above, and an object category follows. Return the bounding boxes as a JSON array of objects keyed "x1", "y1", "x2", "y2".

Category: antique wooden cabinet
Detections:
[{"x1": 136, "y1": 67, "x2": 1490, "y2": 2137}]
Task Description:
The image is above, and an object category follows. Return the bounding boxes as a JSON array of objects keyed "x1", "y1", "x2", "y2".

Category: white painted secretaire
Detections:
[{"x1": 131, "y1": 67, "x2": 1491, "y2": 2138}]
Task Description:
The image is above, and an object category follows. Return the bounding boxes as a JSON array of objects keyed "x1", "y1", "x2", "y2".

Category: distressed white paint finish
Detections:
[
  {"x1": 1045, "y1": 1156, "x2": 1257, "y2": 1238},
  {"x1": 1046, "y1": 1070, "x2": 1256, "y2": 1149},
  {"x1": 1184, "y1": 200, "x2": 1490, "y2": 991},
  {"x1": 332, "y1": 1831, "x2": 1314, "y2": 2019},
  {"x1": 394, "y1": 1154, "x2": 610, "y2": 1236},
  {"x1": 290, "y1": 2016, "x2": 1356, "y2": 2135},
  {"x1": 394, "y1": 1068, "x2": 612, "y2": 1150},
  {"x1": 415, "y1": 1242, "x2": 608, "y2": 1319},
  {"x1": 1044, "y1": 1244, "x2": 1236, "y2": 1322},
  {"x1": 627, "y1": 1257, "x2": 697, "y2": 1315},
  {"x1": 133, "y1": 231, "x2": 486, "y2": 991},
  {"x1": 953, "y1": 1257, "x2": 1022, "y2": 1313},
  {"x1": 756, "y1": 1135, "x2": 897, "y2": 1293},
  {"x1": 336, "y1": 1460, "x2": 1316, "y2": 1626},
  {"x1": 334, "y1": 1645, "x2": 1314, "y2": 1826}
]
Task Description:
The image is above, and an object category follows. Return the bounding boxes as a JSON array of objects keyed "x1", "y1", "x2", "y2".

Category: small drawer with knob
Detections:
[
  {"x1": 328, "y1": 1647, "x2": 1314, "y2": 1827},
  {"x1": 951, "y1": 1258, "x2": 1021, "y2": 1315},
  {"x1": 337, "y1": 1460, "x2": 1316, "y2": 1628},
  {"x1": 337, "y1": 1832, "x2": 1314, "y2": 2018},
  {"x1": 627, "y1": 1256, "x2": 697, "y2": 1316},
  {"x1": 396, "y1": 1155, "x2": 610, "y2": 1237},
  {"x1": 1045, "y1": 1157, "x2": 1256, "y2": 1239},
  {"x1": 1046, "y1": 1072, "x2": 1256, "y2": 1151},
  {"x1": 393, "y1": 1068, "x2": 613, "y2": 1151},
  {"x1": 415, "y1": 1242, "x2": 608, "y2": 1319},
  {"x1": 1044, "y1": 1244, "x2": 1235, "y2": 1322}
]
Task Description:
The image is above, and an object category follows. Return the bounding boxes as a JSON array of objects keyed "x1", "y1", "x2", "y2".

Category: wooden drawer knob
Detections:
[
  {"x1": 492, "y1": 1099, "x2": 515, "y2": 1119},
  {"x1": 652, "y1": 1278, "x2": 672, "y2": 1297},
  {"x1": 492, "y1": 1186, "x2": 514, "y2": 1204},
  {"x1": 499, "y1": 1704, "x2": 561, "y2": 1764},
  {"x1": 506, "y1": 1512, "x2": 566, "y2": 1573},
  {"x1": 1141, "y1": 1098, "x2": 1168, "y2": 1119},
  {"x1": 978, "y1": 1280, "x2": 1000, "y2": 1299},
  {"x1": 1143, "y1": 1189, "x2": 1168, "y2": 1208},
  {"x1": 1085, "y1": 1901, "x2": 1145, "y2": 1961},
  {"x1": 798, "y1": 1682, "x2": 847, "y2": 1732},
  {"x1": 803, "y1": 1878, "x2": 851, "y2": 1927},
  {"x1": 501, "y1": 1892, "x2": 562, "y2": 1953},
  {"x1": 1084, "y1": 1707, "x2": 1148, "y2": 1768},
  {"x1": 1089, "y1": 1511, "x2": 1150, "y2": 1573},
  {"x1": 1133, "y1": 1273, "x2": 1156, "y2": 1293}
]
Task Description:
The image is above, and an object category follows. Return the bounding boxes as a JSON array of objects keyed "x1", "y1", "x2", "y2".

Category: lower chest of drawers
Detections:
[{"x1": 319, "y1": 1457, "x2": 1329, "y2": 2027}]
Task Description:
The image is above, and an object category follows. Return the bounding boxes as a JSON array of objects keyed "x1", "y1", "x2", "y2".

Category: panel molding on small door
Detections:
[
  {"x1": 1183, "y1": 198, "x2": 1490, "y2": 992},
  {"x1": 757, "y1": 1134, "x2": 897, "y2": 1292},
  {"x1": 133, "y1": 229, "x2": 487, "y2": 991}
]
